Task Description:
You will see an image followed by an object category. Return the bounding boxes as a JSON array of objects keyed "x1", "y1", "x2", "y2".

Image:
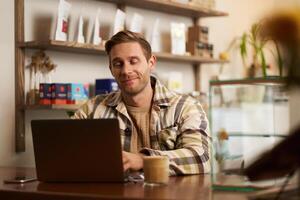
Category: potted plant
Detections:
[{"x1": 239, "y1": 22, "x2": 283, "y2": 78}]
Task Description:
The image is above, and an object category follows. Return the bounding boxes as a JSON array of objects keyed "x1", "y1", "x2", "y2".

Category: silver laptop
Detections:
[{"x1": 31, "y1": 119, "x2": 128, "y2": 182}]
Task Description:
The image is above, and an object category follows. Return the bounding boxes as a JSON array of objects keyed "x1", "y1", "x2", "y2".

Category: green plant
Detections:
[{"x1": 239, "y1": 22, "x2": 284, "y2": 77}]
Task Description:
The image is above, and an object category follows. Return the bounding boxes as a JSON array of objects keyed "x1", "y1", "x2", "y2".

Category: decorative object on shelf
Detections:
[
  {"x1": 150, "y1": 18, "x2": 161, "y2": 53},
  {"x1": 51, "y1": 83, "x2": 68, "y2": 104},
  {"x1": 188, "y1": 26, "x2": 209, "y2": 44},
  {"x1": 214, "y1": 128, "x2": 229, "y2": 168},
  {"x1": 187, "y1": 42, "x2": 213, "y2": 58},
  {"x1": 55, "y1": 0, "x2": 71, "y2": 41},
  {"x1": 219, "y1": 52, "x2": 229, "y2": 61},
  {"x1": 187, "y1": 26, "x2": 214, "y2": 58},
  {"x1": 95, "y1": 79, "x2": 118, "y2": 95},
  {"x1": 190, "y1": 0, "x2": 216, "y2": 9},
  {"x1": 76, "y1": 15, "x2": 85, "y2": 43},
  {"x1": 167, "y1": 71, "x2": 183, "y2": 93},
  {"x1": 67, "y1": 83, "x2": 89, "y2": 104},
  {"x1": 239, "y1": 22, "x2": 283, "y2": 78},
  {"x1": 170, "y1": 22, "x2": 186, "y2": 55},
  {"x1": 92, "y1": 8, "x2": 102, "y2": 45},
  {"x1": 39, "y1": 83, "x2": 52, "y2": 105},
  {"x1": 129, "y1": 13, "x2": 144, "y2": 33},
  {"x1": 27, "y1": 51, "x2": 57, "y2": 105},
  {"x1": 113, "y1": 9, "x2": 126, "y2": 35}
]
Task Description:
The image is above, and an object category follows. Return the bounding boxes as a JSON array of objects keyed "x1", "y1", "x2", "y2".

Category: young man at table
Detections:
[{"x1": 72, "y1": 30, "x2": 210, "y2": 175}]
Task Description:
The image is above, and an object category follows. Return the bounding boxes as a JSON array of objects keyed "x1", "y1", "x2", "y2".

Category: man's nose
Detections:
[{"x1": 121, "y1": 62, "x2": 133, "y2": 75}]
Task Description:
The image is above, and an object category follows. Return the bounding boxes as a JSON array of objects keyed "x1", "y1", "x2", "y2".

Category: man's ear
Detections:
[{"x1": 148, "y1": 55, "x2": 157, "y2": 71}]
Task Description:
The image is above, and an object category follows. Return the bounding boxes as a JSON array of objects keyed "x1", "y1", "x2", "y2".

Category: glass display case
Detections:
[{"x1": 209, "y1": 77, "x2": 290, "y2": 191}]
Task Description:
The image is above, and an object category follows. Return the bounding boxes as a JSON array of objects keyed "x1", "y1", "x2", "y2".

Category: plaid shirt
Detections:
[{"x1": 72, "y1": 76, "x2": 210, "y2": 175}]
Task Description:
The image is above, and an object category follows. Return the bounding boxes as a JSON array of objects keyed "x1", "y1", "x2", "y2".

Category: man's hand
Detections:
[{"x1": 122, "y1": 151, "x2": 144, "y2": 172}]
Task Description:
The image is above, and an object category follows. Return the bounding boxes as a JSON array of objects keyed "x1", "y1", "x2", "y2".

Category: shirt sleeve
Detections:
[
  {"x1": 71, "y1": 96, "x2": 103, "y2": 119},
  {"x1": 140, "y1": 97, "x2": 211, "y2": 176}
]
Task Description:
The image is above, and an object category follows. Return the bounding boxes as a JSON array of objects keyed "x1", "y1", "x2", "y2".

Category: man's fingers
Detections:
[
  {"x1": 122, "y1": 151, "x2": 129, "y2": 163},
  {"x1": 122, "y1": 151, "x2": 143, "y2": 171}
]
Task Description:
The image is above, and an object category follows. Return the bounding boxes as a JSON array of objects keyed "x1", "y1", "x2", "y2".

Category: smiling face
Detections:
[{"x1": 109, "y1": 42, "x2": 156, "y2": 96}]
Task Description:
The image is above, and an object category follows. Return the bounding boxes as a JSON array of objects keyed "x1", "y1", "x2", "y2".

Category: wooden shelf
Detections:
[
  {"x1": 24, "y1": 104, "x2": 81, "y2": 111},
  {"x1": 100, "y1": 0, "x2": 228, "y2": 18},
  {"x1": 19, "y1": 40, "x2": 229, "y2": 65},
  {"x1": 18, "y1": 40, "x2": 106, "y2": 55},
  {"x1": 210, "y1": 76, "x2": 287, "y2": 86},
  {"x1": 155, "y1": 52, "x2": 228, "y2": 64}
]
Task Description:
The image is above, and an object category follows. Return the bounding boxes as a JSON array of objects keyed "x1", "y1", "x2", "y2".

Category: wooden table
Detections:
[{"x1": 0, "y1": 167, "x2": 248, "y2": 200}]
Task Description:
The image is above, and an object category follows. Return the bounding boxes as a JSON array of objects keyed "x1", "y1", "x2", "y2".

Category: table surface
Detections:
[{"x1": 0, "y1": 167, "x2": 250, "y2": 200}]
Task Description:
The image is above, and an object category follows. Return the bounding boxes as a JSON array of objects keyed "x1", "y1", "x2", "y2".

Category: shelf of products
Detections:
[
  {"x1": 15, "y1": 0, "x2": 228, "y2": 152},
  {"x1": 209, "y1": 77, "x2": 289, "y2": 191}
]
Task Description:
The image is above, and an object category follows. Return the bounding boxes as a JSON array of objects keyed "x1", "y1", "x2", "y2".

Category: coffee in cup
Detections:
[{"x1": 143, "y1": 156, "x2": 169, "y2": 186}]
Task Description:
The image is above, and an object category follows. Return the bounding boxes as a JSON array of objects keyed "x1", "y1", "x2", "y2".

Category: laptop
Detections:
[{"x1": 31, "y1": 119, "x2": 129, "y2": 183}]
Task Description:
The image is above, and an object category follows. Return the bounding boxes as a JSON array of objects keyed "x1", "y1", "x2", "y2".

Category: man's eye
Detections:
[
  {"x1": 113, "y1": 62, "x2": 122, "y2": 67},
  {"x1": 130, "y1": 59, "x2": 138, "y2": 65}
]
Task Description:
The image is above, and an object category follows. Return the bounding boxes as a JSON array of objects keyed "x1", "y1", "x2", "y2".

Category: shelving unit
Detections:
[{"x1": 15, "y1": 0, "x2": 228, "y2": 152}]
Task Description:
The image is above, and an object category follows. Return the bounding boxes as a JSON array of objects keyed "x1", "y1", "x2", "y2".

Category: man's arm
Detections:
[
  {"x1": 140, "y1": 97, "x2": 210, "y2": 175},
  {"x1": 71, "y1": 96, "x2": 105, "y2": 119}
]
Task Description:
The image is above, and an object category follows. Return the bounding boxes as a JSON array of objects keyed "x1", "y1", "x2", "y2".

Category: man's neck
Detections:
[{"x1": 122, "y1": 83, "x2": 153, "y2": 108}]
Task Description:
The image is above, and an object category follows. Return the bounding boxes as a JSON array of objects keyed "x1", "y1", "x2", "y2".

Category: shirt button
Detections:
[{"x1": 125, "y1": 128, "x2": 131, "y2": 136}]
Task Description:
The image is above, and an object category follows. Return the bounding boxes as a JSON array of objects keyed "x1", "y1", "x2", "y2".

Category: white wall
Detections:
[
  {"x1": 1, "y1": 0, "x2": 295, "y2": 167},
  {"x1": 200, "y1": 0, "x2": 275, "y2": 92}
]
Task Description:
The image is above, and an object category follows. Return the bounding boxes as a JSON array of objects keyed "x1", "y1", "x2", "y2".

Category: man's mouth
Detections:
[
  {"x1": 121, "y1": 77, "x2": 138, "y2": 85},
  {"x1": 122, "y1": 77, "x2": 138, "y2": 83}
]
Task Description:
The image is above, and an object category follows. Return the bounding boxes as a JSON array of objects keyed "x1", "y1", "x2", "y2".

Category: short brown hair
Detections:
[{"x1": 105, "y1": 30, "x2": 152, "y2": 60}]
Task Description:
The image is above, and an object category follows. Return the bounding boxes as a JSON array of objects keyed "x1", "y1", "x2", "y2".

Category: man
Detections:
[{"x1": 73, "y1": 30, "x2": 210, "y2": 175}]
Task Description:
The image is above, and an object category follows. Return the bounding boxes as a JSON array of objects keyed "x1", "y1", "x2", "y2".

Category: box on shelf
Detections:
[
  {"x1": 188, "y1": 26, "x2": 209, "y2": 44},
  {"x1": 51, "y1": 83, "x2": 68, "y2": 104},
  {"x1": 170, "y1": 22, "x2": 187, "y2": 55},
  {"x1": 187, "y1": 41, "x2": 213, "y2": 58},
  {"x1": 67, "y1": 83, "x2": 89, "y2": 104},
  {"x1": 39, "y1": 83, "x2": 52, "y2": 105},
  {"x1": 95, "y1": 79, "x2": 118, "y2": 95}
]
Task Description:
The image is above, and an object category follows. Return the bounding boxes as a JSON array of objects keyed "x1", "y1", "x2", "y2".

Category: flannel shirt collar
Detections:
[{"x1": 105, "y1": 76, "x2": 177, "y2": 108}]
